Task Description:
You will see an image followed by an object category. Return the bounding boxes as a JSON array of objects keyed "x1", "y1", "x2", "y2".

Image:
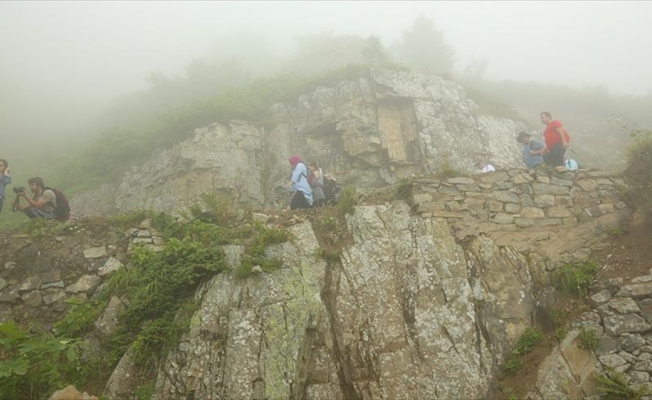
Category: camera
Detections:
[{"x1": 12, "y1": 186, "x2": 26, "y2": 194}]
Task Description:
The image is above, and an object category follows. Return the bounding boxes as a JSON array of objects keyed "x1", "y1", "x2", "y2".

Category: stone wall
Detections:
[
  {"x1": 407, "y1": 167, "x2": 631, "y2": 263},
  {"x1": 0, "y1": 220, "x2": 162, "y2": 331},
  {"x1": 529, "y1": 274, "x2": 652, "y2": 398}
]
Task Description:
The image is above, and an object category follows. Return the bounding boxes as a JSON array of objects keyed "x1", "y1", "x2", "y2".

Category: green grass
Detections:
[
  {"x1": 512, "y1": 327, "x2": 544, "y2": 355},
  {"x1": 578, "y1": 329, "x2": 598, "y2": 351},
  {"x1": 502, "y1": 327, "x2": 544, "y2": 374},
  {"x1": 548, "y1": 307, "x2": 570, "y2": 328},
  {"x1": 503, "y1": 354, "x2": 523, "y2": 374},
  {"x1": 337, "y1": 187, "x2": 358, "y2": 216},
  {"x1": 553, "y1": 326, "x2": 569, "y2": 343},
  {"x1": 596, "y1": 369, "x2": 650, "y2": 400},
  {"x1": 393, "y1": 178, "x2": 413, "y2": 200},
  {"x1": 551, "y1": 261, "x2": 600, "y2": 298}
]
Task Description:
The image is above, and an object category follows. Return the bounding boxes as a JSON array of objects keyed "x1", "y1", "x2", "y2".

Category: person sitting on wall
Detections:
[
  {"x1": 11, "y1": 177, "x2": 57, "y2": 219},
  {"x1": 474, "y1": 161, "x2": 495, "y2": 173},
  {"x1": 516, "y1": 131, "x2": 545, "y2": 169}
]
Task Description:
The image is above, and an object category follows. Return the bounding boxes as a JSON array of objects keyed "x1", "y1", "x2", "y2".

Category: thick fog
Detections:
[{"x1": 1, "y1": 1, "x2": 651, "y2": 145}]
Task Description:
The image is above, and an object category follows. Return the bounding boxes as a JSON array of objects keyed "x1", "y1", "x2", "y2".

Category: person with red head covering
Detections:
[{"x1": 286, "y1": 155, "x2": 313, "y2": 210}]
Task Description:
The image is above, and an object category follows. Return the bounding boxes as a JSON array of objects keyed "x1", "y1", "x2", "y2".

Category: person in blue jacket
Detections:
[
  {"x1": 0, "y1": 159, "x2": 12, "y2": 213},
  {"x1": 286, "y1": 155, "x2": 313, "y2": 210}
]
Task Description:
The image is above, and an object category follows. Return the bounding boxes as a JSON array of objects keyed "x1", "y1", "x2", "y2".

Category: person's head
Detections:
[
  {"x1": 540, "y1": 112, "x2": 552, "y2": 124},
  {"x1": 308, "y1": 161, "x2": 318, "y2": 170},
  {"x1": 27, "y1": 177, "x2": 45, "y2": 193},
  {"x1": 0, "y1": 159, "x2": 7, "y2": 172},
  {"x1": 516, "y1": 131, "x2": 532, "y2": 144},
  {"x1": 288, "y1": 155, "x2": 302, "y2": 168},
  {"x1": 474, "y1": 161, "x2": 486, "y2": 169}
]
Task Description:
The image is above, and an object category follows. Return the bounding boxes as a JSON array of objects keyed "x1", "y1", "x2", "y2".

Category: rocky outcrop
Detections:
[
  {"x1": 148, "y1": 168, "x2": 630, "y2": 400},
  {"x1": 530, "y1": 273, "x2": 652, "y2": 398},
  {"x1": 2, "y1": 167, "x2": 633, "y2": 399},
  {"x1": 71, "y1": 69, "x2": 530, "y2": 218}
]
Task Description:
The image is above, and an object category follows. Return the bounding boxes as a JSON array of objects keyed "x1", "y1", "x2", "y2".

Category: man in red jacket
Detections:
[{"x1": 539, "y1": 111, "x2": 570, "y2": 167}]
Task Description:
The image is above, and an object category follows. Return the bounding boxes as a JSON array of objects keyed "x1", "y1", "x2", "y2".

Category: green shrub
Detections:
[
  {"x1": 236, "y1": 223, "x2": 288, "y2": 279},
  {"x1": 622, "y1": 125, "x2": 652, "y2": 210},
  {"x1": 553, "y1": 326, "x2": 569, "y2": 343},
  {"x1": 313, "y1": 216, "x2": 337, "y2": 233},
  {"x1": 0, "y1": 321, "x2": 83, "y2": 400},
  {"x1": 318, "y1": 248, "x2": 342, "y2": 263},
  {"x1": 135, "y1": 382, "x2": 156, "y2": 400},
  {"x1": 394, "y1": 178, "x2": 413, "y2": 200},
  {"x1": 578, "y1": 329, "x2": 598, "y2": 351},
  {"x1": 502, "y1": 327, "x2": 543, "y2": 375},
  {"x1": 437, "y1": 155, "x2": 468, "y2": 179},
  {"x1": 103, "y1": 238, "x2": 228, "y2": 368},
  {"x1": 54, "y1": 298, "x2": 108, "y2": 338},
  {"x1": 548, "y1": 307, "x2": 570, "y2": 328},
  {"x1": 605, "y1": 225, "x2": 626, "y2": 238},
  {"x1": 512, "y1": 327, "x2": 544, "y2": 355},
  {"x1": 551, "y1": 261, "x2": 600, "y2": 297},
  {"x1": 503, "y1": 354, "x2": 522, "y2": 374},
  {"x1": 337, "y1": 187, "x2": 358, "y2": 216},
  {"x1": 596, "y1": 369, "x2": 650, "y2": 400}
]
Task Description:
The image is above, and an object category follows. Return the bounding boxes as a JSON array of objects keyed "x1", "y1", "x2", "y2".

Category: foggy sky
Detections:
[{"x1": 1, "y1": 1, "x2": 651, "y2": 142}]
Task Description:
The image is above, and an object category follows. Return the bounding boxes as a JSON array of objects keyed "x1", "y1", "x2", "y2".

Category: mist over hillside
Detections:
[{"x1": 1, "y1": 2, "x2": 651, "y2": 231}]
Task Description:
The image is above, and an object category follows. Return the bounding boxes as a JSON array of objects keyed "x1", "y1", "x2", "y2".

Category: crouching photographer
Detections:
[{"x1": 12, "y1": 177, "x2": 57, "y2": 219}]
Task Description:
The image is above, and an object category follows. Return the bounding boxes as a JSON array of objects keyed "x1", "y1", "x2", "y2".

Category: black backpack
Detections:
[
  {"x1": 323, "y1": 177, "x2": 341, "y2": 204},
  {"x1": 46, "y1": 187, "x2": 71, "y2": 221}
]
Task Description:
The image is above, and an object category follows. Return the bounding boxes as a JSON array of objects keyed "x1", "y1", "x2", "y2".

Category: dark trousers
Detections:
[
  {"x1": 24, "y1": 207, "x2": 55, "y2": 219},
  {"x1": 0, "y1": 198, "x2": 3, "y2": 213},
  {"x1": 543, "y1": 143, "x2": 566, "y2": 167},
  {"x1": 290, "y1": 191, "x2": 312, "y2": 210}
]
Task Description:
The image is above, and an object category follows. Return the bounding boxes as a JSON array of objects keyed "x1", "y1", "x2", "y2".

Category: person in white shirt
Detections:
[{"x1": 475, "y1": 161, "x2": 495, "y2": 173}]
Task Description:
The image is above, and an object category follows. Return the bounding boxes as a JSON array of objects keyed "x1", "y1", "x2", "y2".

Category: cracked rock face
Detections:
[
  {"x1": 144, "y1": 167, "x2": 631, "y2": 400},
  {"x1": 152, "y1": 206, "x2": 538, "y2": 399}
]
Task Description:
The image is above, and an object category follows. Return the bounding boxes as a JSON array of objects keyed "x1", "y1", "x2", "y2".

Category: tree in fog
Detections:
[
  {"x1": 361, "y1": 35, "x2": 390, "y2": 66},
  {"x1": 462, "y1": 57, "x2": 489, "y2": 81},
  {"x1": 394, "y1": 14, "x2": 455, "y2": 74}
]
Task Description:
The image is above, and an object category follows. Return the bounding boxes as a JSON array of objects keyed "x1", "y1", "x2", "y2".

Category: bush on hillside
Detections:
[{"x1": 622, "y1": 126, "x2": 652, "y2": 212}]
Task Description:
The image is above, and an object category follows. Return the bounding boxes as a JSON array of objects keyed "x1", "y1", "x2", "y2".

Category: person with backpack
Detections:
[
  {"x1": 0, "y1": 159, "x2": 12, "y2": 213},
  {"x1": 286, "y1": 155, "x2": 313, "y2": 210},
  {"x1": 307, "y1": 161, "x2": 326, "y2": 207},
  {"x1": 11, "y1": 177, "x2": 70, "y2": 220},
  {"x1": 540, "y1": 111, "x2": 570, "y2": 167},
  {"x1": 322, "y1": 174, "x2": 341, "y2": 205}
]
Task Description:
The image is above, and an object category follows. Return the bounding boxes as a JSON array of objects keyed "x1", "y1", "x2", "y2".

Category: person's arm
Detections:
[
  {"x1": 20, "y1": 190, "x2": 51, "y2": 209},
  {"x1": 557, "y1": 127, "x2": 568, "y2": 148},
  {"x1": 287, "y1": 164, "x2": 305, "y2": 190},
  {"x1": 530, "y1": 141, "x2": 544, "y2": 155},
  {"x1": 0, "y1": 168, "x2": 11, "y2": 185}
]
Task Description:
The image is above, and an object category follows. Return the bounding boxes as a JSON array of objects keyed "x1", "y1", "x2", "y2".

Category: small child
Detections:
[{"x1": 0, "y1": 159, "x2": 12, "y2": 213}]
